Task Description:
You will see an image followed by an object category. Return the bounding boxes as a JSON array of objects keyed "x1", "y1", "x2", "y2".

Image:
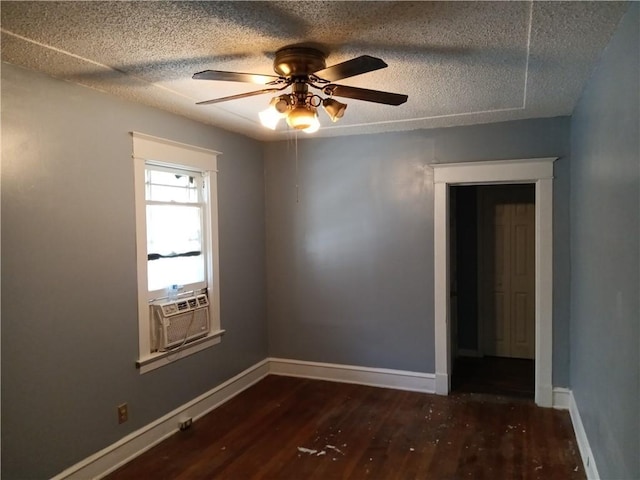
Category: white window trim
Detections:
[
  {"x1": 431, "y1": 157, "x2": 556, "y2": 407},
  {"x1": 131, "y1": 132, "x2": 223, "y2": 373}
]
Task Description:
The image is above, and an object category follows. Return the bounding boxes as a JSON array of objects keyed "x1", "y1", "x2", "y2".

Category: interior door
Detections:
[{"x1": 478, "y1": 185, "x2": 535, "y2": 359}]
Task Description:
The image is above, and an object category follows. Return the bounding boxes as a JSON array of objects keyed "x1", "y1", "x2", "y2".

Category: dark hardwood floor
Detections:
[{"x1": 105, "y1": 375, "x2": 584, "y2": 480}]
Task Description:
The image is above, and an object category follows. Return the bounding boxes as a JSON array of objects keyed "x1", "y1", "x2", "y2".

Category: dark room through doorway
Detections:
[{"x1": 449, "y1": 184, "x2": 536, "y2": 399}]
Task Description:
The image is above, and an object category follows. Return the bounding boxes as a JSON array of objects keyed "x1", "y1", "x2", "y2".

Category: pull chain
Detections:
[{"x1": 295, "y1": 131, "x2": 299, "y2": 204}]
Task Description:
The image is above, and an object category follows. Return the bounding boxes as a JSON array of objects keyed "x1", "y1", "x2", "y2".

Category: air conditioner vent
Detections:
[
  {"x1": 150, "y1": 294, "x2": 211, "y2": 351},
  {"x1": 197, "y1": 294, "x2": 209, "y2": 307},
  {"x1": 176, "y1": 300, "x2": 189, "y2": 311}
]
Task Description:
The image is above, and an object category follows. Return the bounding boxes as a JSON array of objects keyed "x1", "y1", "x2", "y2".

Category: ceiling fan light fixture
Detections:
[
  {"x1": 286, "y1": 104, "x2": 317, "y2": 131},
  {"x1": 258, "y1": 106, "x2": 282, "y2": 130},
  {"x1": 259, "y1": 95, "x2": 292, "y2": 129},
  {"x1": 273, "y1": 95, "x2": 292, "y2": 115},
  {"x1": 322, "y1": 98, "x2": 347, "y2": 122},
  {"x1": 302, "y1": 113, "x2": 320, "y2": 133}
]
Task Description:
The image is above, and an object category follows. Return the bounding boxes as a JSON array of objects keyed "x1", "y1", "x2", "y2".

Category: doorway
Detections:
[
  {"x1": 449, "y1": 185, "x2": 535, "y2": 398},
  {"x1": 431, "y1": 158, "x2": 556, "y2": 407}
]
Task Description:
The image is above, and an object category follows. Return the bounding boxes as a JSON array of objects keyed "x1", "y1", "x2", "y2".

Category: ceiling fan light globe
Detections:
[
  {"x1": 286, "y1": 105, "x2": 317, "y2": 130},
  {"x1": 303, "y1": 114, "x2": 320, "y2": 134},
  {"x1": 259, "y1": 105, "x2": 282, "y2": 130},
  {"x1": 323, "y1": 98, "x2": 347, "y2": 122}
]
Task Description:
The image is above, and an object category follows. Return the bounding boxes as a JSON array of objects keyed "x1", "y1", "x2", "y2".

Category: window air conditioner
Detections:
[{"x1": 151, "y1": 294, "x2": 210, "y2": 351}]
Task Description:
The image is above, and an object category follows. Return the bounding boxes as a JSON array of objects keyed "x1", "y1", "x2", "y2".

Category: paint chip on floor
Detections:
[
  {"x1": 325, "y1": 445, "x2": 345, "y2": 455},
  {"x1": 298, "y1": 444, "x2": 345, "y2": 458},
  {"x1": 297, "y1": 447, "x2": 318, "y2": 455}
]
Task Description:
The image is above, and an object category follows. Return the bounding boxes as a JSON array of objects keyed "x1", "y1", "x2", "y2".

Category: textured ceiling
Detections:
[{"x1": 0, "y1": 1, "x2": 629, "y2": 141}]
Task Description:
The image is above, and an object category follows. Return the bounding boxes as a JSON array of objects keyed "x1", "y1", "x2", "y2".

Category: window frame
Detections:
[{"x1": 132, "y1": 132, "x2": 223, "y2": 373}]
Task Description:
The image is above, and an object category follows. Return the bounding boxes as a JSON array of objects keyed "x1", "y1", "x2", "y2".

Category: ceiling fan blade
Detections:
[
  {"x1": 196, "y1": 87, "x2": 284, "y2": 105},
  {"x1": 323, "y1": 84, "x2": 408, "y2": 106},
  {"x1": 193, "y1": 70, "x2": 284, "y2": 85},
  {"x1": 313, "y1": 55, "x2": 388, "y2": 82}
]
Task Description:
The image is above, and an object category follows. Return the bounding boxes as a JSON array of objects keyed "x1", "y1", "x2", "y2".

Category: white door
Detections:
[{"x1": 479, "y1": 185, "x2": 535, "y2": 359}]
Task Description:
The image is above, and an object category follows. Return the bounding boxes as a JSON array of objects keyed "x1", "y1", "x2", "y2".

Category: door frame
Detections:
[{"x1": 432, "y1": 158, "x2": 556, "y2": 407}]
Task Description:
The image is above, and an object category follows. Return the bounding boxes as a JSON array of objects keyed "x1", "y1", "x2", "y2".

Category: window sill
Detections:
[{"x1": 136, "y1": 329, "x2": 225, "y2": 374}]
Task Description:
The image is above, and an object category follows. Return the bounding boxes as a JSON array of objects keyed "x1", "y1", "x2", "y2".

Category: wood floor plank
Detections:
[{"x1": 105, "y1": 375, "x2": 585, "y2": 479}]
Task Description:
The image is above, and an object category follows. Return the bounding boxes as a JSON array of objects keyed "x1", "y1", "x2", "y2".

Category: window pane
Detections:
[
  {"x1": 148, "y1": 255, "x2": 204, "y2": 292},
  {"x1": 146, "y1": 204, "x2": 204, "y2": 291},
  {"x1": 146, "y1": 169, "x2": 199, "y2": 203}
]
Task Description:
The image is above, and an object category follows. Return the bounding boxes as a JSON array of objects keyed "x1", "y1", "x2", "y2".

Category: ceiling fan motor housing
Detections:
[{"x1": 273, "y1": 47, "x2": 327, "y2": 77}]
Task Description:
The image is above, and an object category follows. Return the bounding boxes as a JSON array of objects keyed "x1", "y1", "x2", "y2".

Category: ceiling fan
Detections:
[{"x1": 192, "y1": 45, "x2": 408, "y2": 133}]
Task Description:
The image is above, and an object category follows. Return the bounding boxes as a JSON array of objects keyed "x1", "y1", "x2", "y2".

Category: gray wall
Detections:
[
  {"x1": 1, "y1": 64, "x2": 268, "y2": 478},
  {"x1": 265, "y1": 117, "x2": 571, "y2": 382},
  {"x1": 569, "y1": 3, "x2": 639, "y2": 479}
]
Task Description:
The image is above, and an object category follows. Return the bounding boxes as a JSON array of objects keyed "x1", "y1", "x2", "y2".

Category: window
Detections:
[
  {"x1": 145, "y1": 165, "x2": 205, "y2": 296},
  {"x1": 132, "y1": 132, "x2": 223, "y2": 373}
]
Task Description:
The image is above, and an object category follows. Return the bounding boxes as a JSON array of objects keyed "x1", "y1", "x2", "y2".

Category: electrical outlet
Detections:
[
  {"x1": 179, "y1": 417, "x2": 193, "y2": 431},
  {"x1": 117, "y1": 403, "x2": 128, "y2": 424}
]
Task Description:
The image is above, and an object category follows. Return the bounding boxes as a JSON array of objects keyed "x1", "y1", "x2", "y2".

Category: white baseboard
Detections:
[
  {"x1": 569, "y1": 391, "x2": 600, "y2": 480},
  {"x1": 552, "y1": 387, "x2": 571, "y2": 410},
  {"x1": 435, "y1": 372, "x2": 449, "y2": 395},
  {"x1": 52, "y1": 359, "x2": 270, "y2": 480},
  {"x1": 552, "y1": 388, "x2": 600, "y2": 478},
  {"x1": 268, "y1": 357, "x2": 436, "y2": 393}
]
